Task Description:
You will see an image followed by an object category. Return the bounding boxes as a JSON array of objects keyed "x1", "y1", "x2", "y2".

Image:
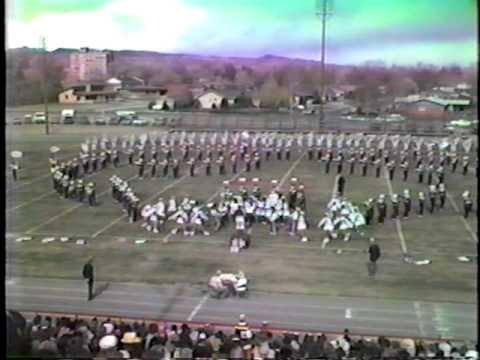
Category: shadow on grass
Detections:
[{"x1": 94, "y1": 282, "x2": 110, "y2": 299}]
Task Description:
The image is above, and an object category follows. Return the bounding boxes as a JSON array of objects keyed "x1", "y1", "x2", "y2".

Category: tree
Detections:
[
  {"x1": 223, "y1": 63, "x2": 236, "y2": 82},
  {"x1": 140, "y1": 67, "x2": 155, "y2": 86},
  {"x1": 258, "y1": 76, "x2": 290, "y2": 108}
]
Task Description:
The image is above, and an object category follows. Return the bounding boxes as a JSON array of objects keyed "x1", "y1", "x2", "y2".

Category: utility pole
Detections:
[
  {"x1": 316, "y1": 0, "x2": 332, "y2": 131},
  {"x1": 41, "y1": 36, "x2": 50, "y2": 135}
]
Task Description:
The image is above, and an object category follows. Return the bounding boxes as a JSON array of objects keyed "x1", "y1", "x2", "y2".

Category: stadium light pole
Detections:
[
  {"x1": 316, "y1": 0, "x2": 332, "y2": 131},
  {"x1": 41, "y1": 36, "x2": 50, "y2": 135}
]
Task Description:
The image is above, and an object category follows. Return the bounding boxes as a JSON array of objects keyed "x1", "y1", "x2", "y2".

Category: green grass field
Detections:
[{"x1": 6, "y1": 125, "x2": 478, "y2": 304}]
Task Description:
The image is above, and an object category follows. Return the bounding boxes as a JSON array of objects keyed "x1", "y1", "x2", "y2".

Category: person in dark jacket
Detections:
[
  {"x1": 82, "y1": 257, "x2": 94, "y2": 301},
  {"x1": 337, "y1": 176, "x2": 346, "y2": 197},
  {"x1": 367, "y1": 238, "x2": 381, "y2": 277}
]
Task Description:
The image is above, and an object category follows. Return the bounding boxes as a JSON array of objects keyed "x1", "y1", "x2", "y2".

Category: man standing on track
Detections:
[
  {"x1": 82, "y1": 257, "x2": 95, "y2": 301},
  {"x1": 367, "y1": 238, "x2": 381, "y2": 278}
]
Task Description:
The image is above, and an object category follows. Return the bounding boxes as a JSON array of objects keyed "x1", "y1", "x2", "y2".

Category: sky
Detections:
[{"x1": 6, "y1": 0, "x2": 478, "y2": 66}]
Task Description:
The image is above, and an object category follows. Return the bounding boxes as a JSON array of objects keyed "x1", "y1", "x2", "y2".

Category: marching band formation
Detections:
[{"x1": 42, "y1": 130, "x2": 476, "y2": 250}]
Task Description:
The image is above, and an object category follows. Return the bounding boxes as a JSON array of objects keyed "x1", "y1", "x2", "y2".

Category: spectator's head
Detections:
[{"x1": 99, "y1": 334, "x2": 118, "y2": 351}]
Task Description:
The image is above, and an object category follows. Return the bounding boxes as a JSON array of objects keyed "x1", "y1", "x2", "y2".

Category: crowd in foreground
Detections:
[{"x1": 6, "y1": 310, "x2": 478, "y2": 359}]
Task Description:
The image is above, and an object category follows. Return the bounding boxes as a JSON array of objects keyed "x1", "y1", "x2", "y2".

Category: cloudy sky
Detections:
[{"x1": 6, "y1": 0, "x2": 478, "y2": 65}]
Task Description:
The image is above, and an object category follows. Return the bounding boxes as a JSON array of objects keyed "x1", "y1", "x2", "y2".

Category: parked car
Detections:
[
  {"x1": 12, "y1": 118, "x2": 23, "y2": 125},
  {"x1": 63, "y1": 117, "x2": 74, "y2": 125},
  {"x1": 50, "y1": 117, "x2": 61, "y2": 124},
  {"x1": 152, "y1": 117, "x2": 167, "y2": 126},
  {"x1": 32, "y1": 112, "x2": 46, "y2": 124},
  {"x1": 132, "y1": 118, "x2": 148, "y2": 126},
  {"x1": 108, "y1": 116, "x2": 121, "y2": 126},
  {"x1": 74, "y1": 116, "x2": 90, "y2": 125},
  {"x1": 23, "y1": 114, "x2": 32, "y2": 124},
  {"x1": 119, "y1": 118, "x2": 133, "y2": 126},
  {"x1": 95, "y1": 118, "x2": 107, "y2": 126}
]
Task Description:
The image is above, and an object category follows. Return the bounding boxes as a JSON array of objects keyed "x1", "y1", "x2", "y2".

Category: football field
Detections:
[{"x1": 6, "y1": 125, "x2": 478, "y2": 307}]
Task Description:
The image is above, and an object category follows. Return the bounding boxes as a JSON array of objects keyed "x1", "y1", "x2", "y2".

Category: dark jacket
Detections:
[
  {"x1": 369, "y1": 244, "x2": 381, "y2": 262},
  {"x1": 82, "y1": 263, "x2": 94, "y2": 281}
]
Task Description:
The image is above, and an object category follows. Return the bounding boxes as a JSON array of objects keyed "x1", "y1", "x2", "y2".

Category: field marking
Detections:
[
  {"x1": 25, "y1": 174, "x2": 138, "y2": 235},
  {"x1": 91, "y1": 171, "x2": 200, "y2": 238},
  {"x1": 414, "y1": 301, "x2": 426, "y2": 337},
  {"x1": 6, "y1": 173, "x2": 52, "y2": 193},
  {"x1": 187, "y1": 294, "x2": 209, "y2": 321},
  {"x1": 275, "y1": 150, "x2": 307, "y2": 190},
  {"x1": 446, "y1": 192, "x2": 478, "y2": 243},
  {"x1": 332, "y1": 174, "x2": 340, "y2": 198},
  {"x1": 384, "y1": 169, "x2": 409, "y2": 254},
  {"x1": 345, "y1": 308, "x2": 352, "y2": 319}
]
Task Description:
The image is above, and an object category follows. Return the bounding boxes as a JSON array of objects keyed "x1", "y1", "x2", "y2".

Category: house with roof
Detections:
[
  {"x1": 151, "y1": 85, "x2": 194, "y2": 110},
  {"x1": 58, "y1": 83, "x2": 118, "y2": 104},
  {"x1": 394, "y1": 96, "x2": 471, "y2": 117},
  {"x1": 196, "y1": 88, "x2": 246, "y2": 109}
]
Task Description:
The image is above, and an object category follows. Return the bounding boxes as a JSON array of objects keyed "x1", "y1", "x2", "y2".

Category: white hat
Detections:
[
  {"x1": 121, "y1": 331, "x2": 142, "y2": 344},
  {"x1": 239, "y1": 314, "x2": 246, "y2": 320},
  {"x1": 99, "y1": 335, "x2": 118, "y2": 350},
  {"x1": 103, "y1": 323, "x2": 114, "y2": 334},
  {"x1": 198, "y1": 332, "x2": 207, "y2": 340},
  {"x1": 271, "y1": 180, "x2": 278, "y2": 184}
]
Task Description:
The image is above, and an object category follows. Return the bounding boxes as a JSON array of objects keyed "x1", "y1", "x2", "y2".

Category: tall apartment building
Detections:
[{"x1": 69, "y1": 47, "x2": 109, "y2": 81}]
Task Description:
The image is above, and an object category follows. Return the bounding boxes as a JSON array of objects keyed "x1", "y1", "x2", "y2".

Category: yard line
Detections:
[
  {"x1": 275, "y1": 150, "x2": 307, "y2": 190},
  {"x1": 187, "y1": 294, "x2": 209, "y2": 321},
  {"x1": 414, "y1": 301, "x2": 426, "y2": 337},
  {"x1": 91, "y1": 173, "x2": 194, "y2": 238},
  {"x1": 384, "y1": 169, "x2": 409, "y2": 254},
  {"x1": 332, "y1": 174, "x2": 340, "y2": 199},
  {"x1": 25, "y1": 174, "x2": 137, "y2": 235},
  {"x1": 446, "y1": 192, "x2": 478, "y2": 243}
]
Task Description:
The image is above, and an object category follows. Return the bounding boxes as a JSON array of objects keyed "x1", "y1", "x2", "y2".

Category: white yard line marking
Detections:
[
  {"x1": 414, "y1": 301, "x2": 426, "y2": 337},
  {"x1": 345, "y1": 308, "x2": 352, "y2": 319},
  {"x1": 384, "y1": 169, "x2": 408, "y2": 254},
  {"x1": 25, "y1": 175, "x2": 137, "y2": 235},
  {"x1": 91, "y1": 172, "x2": 196, "y2": 238},
  {"x1": 332, "y1": 174, "x2": 340, "y2": 198},
  {"x1": 275, "y1": 151, "x2": 307, "y2": 190},
  {"x1": 446, "y1": 192, "x2": 478, "y2": 243},
  {"x1": 187, "y1": 294, "x2": 209, "y2": 321}
]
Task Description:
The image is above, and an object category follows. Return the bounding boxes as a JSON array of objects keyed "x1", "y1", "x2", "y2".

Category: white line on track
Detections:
[
  {"x1": 414, "y1": 301, "x2": 426, "y2": 337},
  {"x1": 91, "y1": 172, "x2": 196, "y2": 238},
  {"x1": 187, "y1": 294, "x2": 209, "y2": 321},
  {"x1": 446, "y1": 192, "x2": 478, "y2": 243},
  {"x1": 25, "y1": 174, "x2": 138, "y2": 235},
  {"x1": 332, "y1": 174, "x2": 340, "y2": 198},
  {"x1": 384, "y1": 169, "x2": 408, "y2": 254}
]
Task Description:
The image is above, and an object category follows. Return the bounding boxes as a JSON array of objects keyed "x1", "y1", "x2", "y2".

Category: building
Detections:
[
  {"x1": 58, "y1": 83, "x2": 118, "y2": 104},
  {"x1": 196, "y1": 91, "x2": 227, "y2": 109},
  {"x1": 69, "y1": 48, "x2": 109, "y2": 81},
  {"x1": 395, "y1": 96, "x2": 471, "y2": 117}
]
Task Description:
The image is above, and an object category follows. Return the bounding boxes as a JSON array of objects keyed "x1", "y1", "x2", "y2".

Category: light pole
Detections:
[
  {"x1": 316, "y1": 0, "x2": 332, "y2": 131},
  {"x1": 41, "y1": 36, "x2": 50, "y2": 135}
]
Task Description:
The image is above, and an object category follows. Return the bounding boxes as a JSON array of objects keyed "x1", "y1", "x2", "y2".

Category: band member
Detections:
[
  {"x1": 401, "y1": 160, "x2": 409, "y2": 181},
  {"x1": 376, "y1": 195, "x2": 387, "y2": 224},
  {"x1": 172, "y1": 159, "x2": 180, "y2": 178},
  {"x1": 361, "y1": 157, "x2": 368, "y2": 177},
  {"x1": 438, "y1": 183, "x2": 446, "y2": 209},
  {"x1": 161, "y1": 159, "x2": 169, "y2": 177},
  {"x1": 245, "y1": 154, "x2": 251, "y2": 172},
  {"x1": 308, "y1": 146, "x2": 314, "y2": 161},
  {"x1": 91, "y1": 152, "x2": 98, "y2": 173},
  {"x1": 112, "y1": 150, "x2": 119, "y2": 168},
  {"x1": 451, "y1": 155, "x2": 458, "y2": 173},
  {"x1": 462, "y1": 156, "x2": 470, "y2": 176},
  {"x1": 76, "y1": 179, "x2": 85, "y2": 203},
  {"x1": 86, "y1": 182, "x2": 96, "y2": 206},
  {"x1": 418, "y1": 191, "x2": 425, "y2": 217},
  {"x1": 374, "y1": 158, "x2": 381, "y2": 178},
  {"x1": 231, "y1": 154, "x2": 238, "y2": 174},
  {"x1": 463, "y1": 191, "x2": 473, "y2": 218},
  {"x1": 217, "y1": 156, "x2": 226, "y2": 175},
  {"x1": 188, "y1": 158, "x2": 196, "y2": 177},
  {"x1": 349, "y1": 156, "x2": 355, "y2": 175},
  {"x1": 391, "y1": 194, "x2": 399, "y2": 219},
  {"x1": 204, "y1": 157, "x2": 212, "y2": 176},
  {"x1": 324, "y1": 156, "x2": 331, "y2": 174},
  {"x1": 364, "y1": 198, "x2": 374, "y2": 225},
  {"x1": 416, "y1": 163, "x2": 424, "y2": 183},
  {"x1": 100, "y1": 152, "x2": 107, "y2": 170},
  {"x1": 149, "y1": 158, "x2": 157, "y2": 178},
  {"x1": 427, "y1": 164, "x2": 434, "y2": 185},
  {"x1": 402, "y1": 189, "x2": 411, "y2": 219},
  {"x1": 386, "y1": 160, "x2": 395, "y2": 180},
  {"x1": 254, "y1": 152, "x2": 261, "y2": 170},
  {"x1": 10, "y1": 161, "x2": 19, "y2": 181},
  {"x1": 428, "y1": 184, "x2": 437, "y2": 214},
  {"x1": 136, "y1": 157, "x2": 145, "y2": 179}
]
